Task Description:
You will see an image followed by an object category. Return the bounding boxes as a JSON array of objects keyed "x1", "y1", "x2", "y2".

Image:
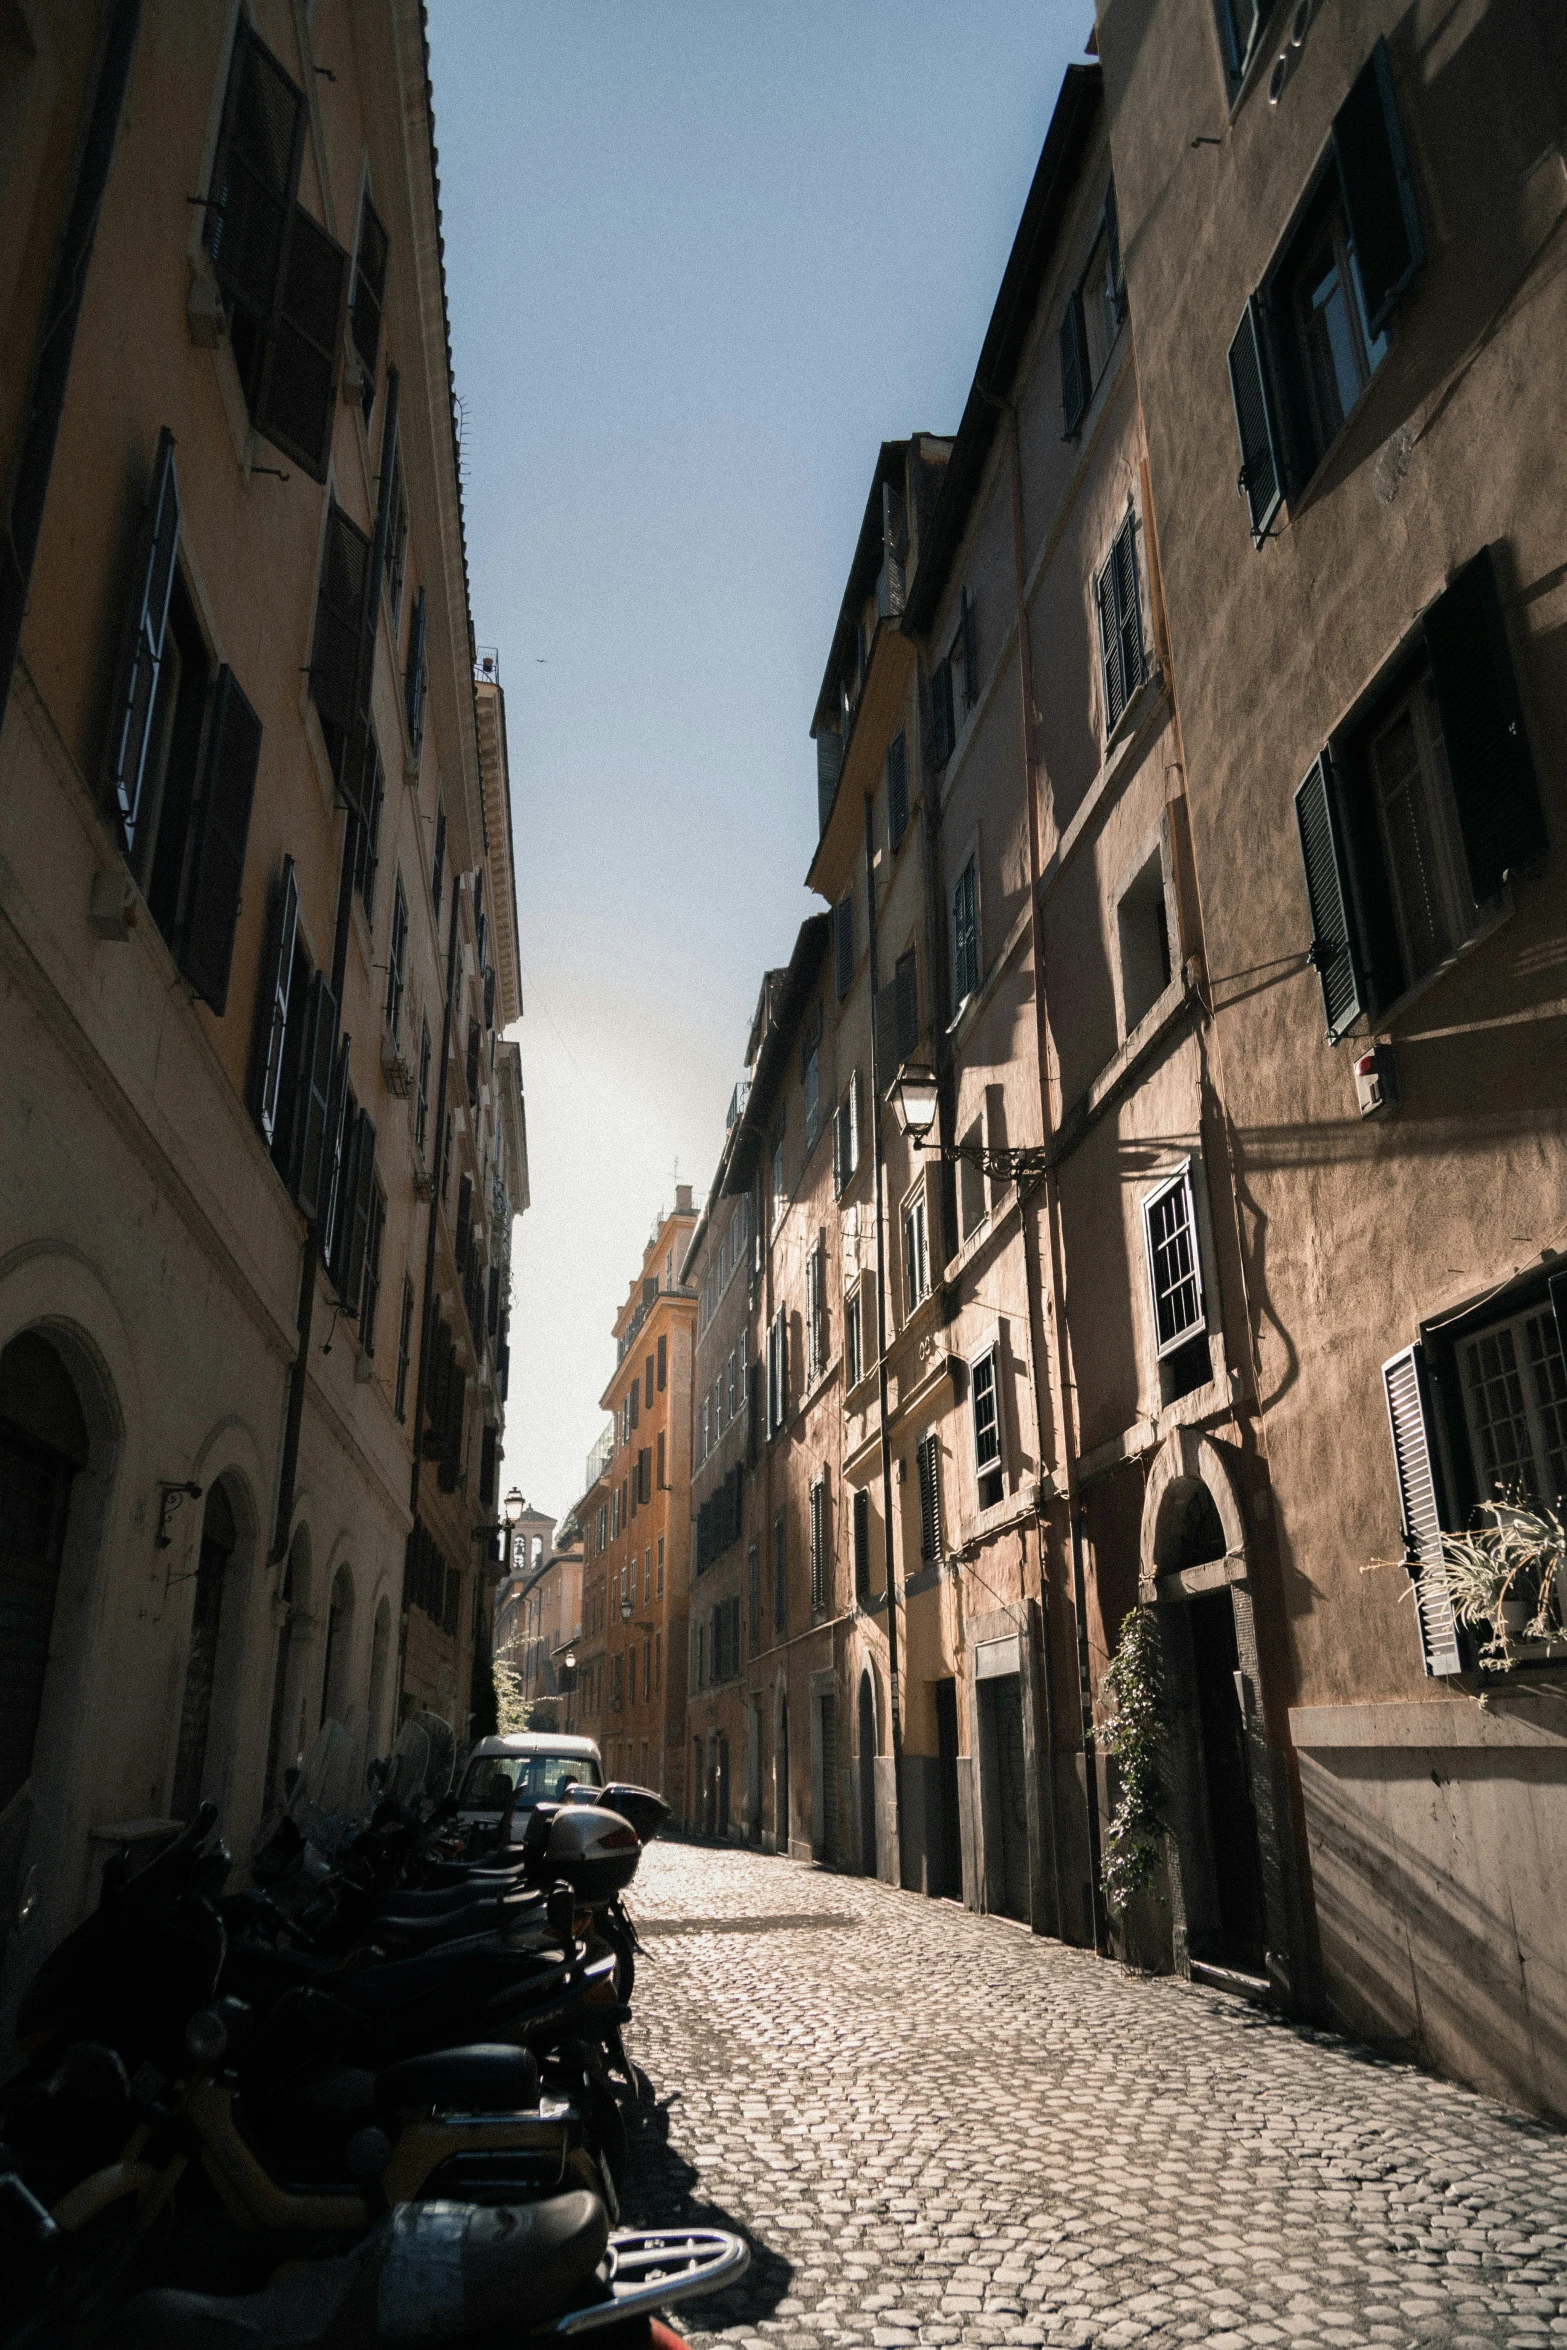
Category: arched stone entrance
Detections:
[
  {"x1": 0, "y1": 1330, "x2": 89, "y2": 1820},
  {"x1": 1140, "y1": 1429, "x2": 1293, "y2": 1995}
]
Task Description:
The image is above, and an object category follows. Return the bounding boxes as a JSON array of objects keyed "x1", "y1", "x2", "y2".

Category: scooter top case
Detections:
[
  {"x1": 521, "y1": 1805, "x2": 641, "y2": 1905},
  {"x1": 565, "y1": 1782, "x2": 670, "y2": 1846}
]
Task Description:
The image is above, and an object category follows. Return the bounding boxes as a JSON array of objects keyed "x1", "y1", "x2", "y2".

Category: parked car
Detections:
[{"x1": 455, "y1": 1732, "x2": 604, "y2": 1845}]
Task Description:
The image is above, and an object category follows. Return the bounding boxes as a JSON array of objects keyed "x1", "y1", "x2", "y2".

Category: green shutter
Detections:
[
  {"x1": 343, "y1": 1110, "x2": 377, "y2": 1314},
  {"x1": 255, "y1": 206, "x2": 347, "y2": 482},
  {"x1": 310, "y1": 504, "x2": 369, "y2": 746},
  {"x1": 289, "y1": 971, "x2": 337, "y2": 1219},
  {"x1": 254, "y1": 856, "x2": 299, "y2": 1144},
  {"x1": 322, "y1": 1043, "x2": 352, "y2": 1280},
  {"x1": 1059, "y1": 291, "x2": 1089, "y2": 438},
  {"x1": 1382, "y1": 1344, "x2": 1462, "y2": 1677},
  {"x1": 1227, "y1": 297, "x2": 1284, "y2": 546},
  {"x1": 106, "y1": 428, "x2": 179, "y2": 851},
  {"x1": 1423, "y1": 546, "x2": 1546, "y2": 902},
  {"x1": 1332, "y1": 37, "x2": 1425, "y2": 341},
  {"x1": 1294, "y1": 755, "x2": 1364, "y2": 1044},
  {"x1": 179, "y1": 666, "x2": 260, "y2": 1016},
  {"x1": 206, "y1": 28, "x2": 305, "y2": 346}
]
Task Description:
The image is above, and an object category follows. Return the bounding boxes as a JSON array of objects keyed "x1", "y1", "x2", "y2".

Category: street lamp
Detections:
[
  {"x1": 889, "y1": 1063, "x2": 1052, "y2": 1183},
  {"x1": 503, "y1": 1489, "x2": 525, "y2": 1528},
  {"x1": 562, "y1": 1647, "x2": 577, "y2": 1734}
]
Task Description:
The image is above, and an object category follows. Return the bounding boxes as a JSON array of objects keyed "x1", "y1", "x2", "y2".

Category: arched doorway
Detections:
[
  {"x1": 857, "y1": 1671, "x2": 878, "y2": 1879},
  {"x1": 171, "y1": 1480, "x2": 238, "y2": 1821},
  {"x1": 320, "y1": 1564, "x2": 356, "y2": 1726},
  {"x1": 0, "y1": 1331, "x2": 89, "y2": 1815}
]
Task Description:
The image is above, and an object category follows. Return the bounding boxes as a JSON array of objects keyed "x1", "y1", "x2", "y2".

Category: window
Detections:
[
  {"x1": 1143, "y1": 1163, "x2": 1206, "y2": 1359},
  {"x1": 349, "y1": 191, "x2": 388, "y2": 416},
  {"x1": 748, "y1": 1541, "x2": 761, "y2": 1655},
  {"x1": 205, "y1": 25, "x2": 347, "y2": 480},
  {"x1": 887, "y1": 730, "x2": 909, "y2": 851},
  {"x1": 360, "y1": 1179, "x2": 386, "y2": 1353},
  {"x1": 655, "y1": 1630, "x2": 661, "y2": 1693},
  {"x1": 310, "y1": 501, "x2": 373, "y2": 813},
  {"x1": 903, "y1": 1184, "x2": 929, "y2": 1316},
  {"x1": 694, "y1": 1625, "x2": 704, "y2": 1692},
  {"x1": 971, "y1": 1347, "x2": 1004, "y2": 1511},
  {"x1": 630, "y1": 1380, "x2": 640, "y2": 1432},
  {"x1": 386, "y1": 876, "x2": 408, "y2": 1037},
  {"x1": 928, "y1": 590, "x2": 977, "y2": 767},
  {"x1": 853, "y1": 1487, "x2": 871, "y2": 1601},
  {"x1": 700, "y1": 1396, "x2": 710, "y2": 1462},
  {"x1": 384, "y1": 453, "x2": 410, "y2": 634},
  {"x1": 809, "y1": 1475, "x2": 829, "y2": 1616},
  {"x1": 597, "y1": 1504, "x2": 608, "y2": 1554},
  {"x1": 1095, "y1": 508, "x2": 1146, "y2": 739},
  {"x1": 394, "y1": 1273, "x2": 415, "y2": 1420},
  {"x1": 845, "y1": 1281, "x2": 863, "y2": 1391},
  {"x1": 916, "y1": 1432, "x2": 943, "y2": 1564},
  {"x1": 833, "y1": 1075, "x2": 860, "y2": 1199},
  {"x1": 656, "y1": 1430, "x2": 665, "y2": 1489},
  {"x1": 1295, "y1": 548, "x2": 1545, "y2": 1045},
  {"x1": 644, "y1": 1546, "x2": 652, "y2": 1604},
  {"x1": 952, "y1": 856, "x2": 980, "y2": 1010},
  {"x1": 1117, "y1": 846, "x2": 1173, "y2": 1037},
  {"x1": 405, "y1": 586, "x2": 428, "y2": 764},
  {"x1": 834, "y1": 893, "x2": 854, "y2": 999},
  {"x1": 440, "y1": 1110, "x2": 453, "y2": 1203},
  {"x1": 772, "y1": 1508, "x2": 788, "y2": 1633},
  {"x1": 806, "y1": 1238, "x2": 827, "y2": 1385},
  {"x1": 432, "y1": 802, "x2": 447, "y2": 925},
  {"x1": 657, "y1": 1535, "x2": 665, "y2": 1597},
  {"x1": 958, "y1": 1124, "x2": 987, "y2": 1243},
  {"x1": 413, "y1": 1019, "x2": 431, "y2": 1157},
  {"x1": 657, "y1": 1334, "x2": 667, "y2": 1391},
  {"x1": 1060, "y1": 181, "x2": 1125, "y2": 438},
  {"x1": 1213, "y1": 0, "x2": 1272, "y2": 95},
  {"x1": 1228, "y1": 40, "x2": 1424, "y2": 544},
  {"x1": 767, "y1": 1307, "x2": 788, "y2": 1437},
  {"x1": 645, "y1": 1356, "x2": 654, "y2": 1408}
]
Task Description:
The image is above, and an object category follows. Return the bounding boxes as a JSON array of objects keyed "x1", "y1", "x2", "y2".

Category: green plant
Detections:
[
  {"x1": 1098, "y1": 1604, "x2": 1166, "y2": 1913},
  {"x1": 1436, "y1": 1490, "x2": 1565, "y2": 1670},
  {"x1": 493, "y1": 1658, "x2": 531, "y2": 1736}
]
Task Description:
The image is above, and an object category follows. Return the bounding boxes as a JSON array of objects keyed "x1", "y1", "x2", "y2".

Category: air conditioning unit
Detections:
[
  {"x1": 381, "y1": 1030, "x2": 412, "y2": 1096},
  {"x1": 413, "y1": 1164, "x2": 435, "y2": 1202}
]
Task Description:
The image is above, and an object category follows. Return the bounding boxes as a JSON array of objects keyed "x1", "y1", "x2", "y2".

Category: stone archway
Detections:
[{"x1": 169, "y1": 1467, "x2": 260, "y2": 1825}]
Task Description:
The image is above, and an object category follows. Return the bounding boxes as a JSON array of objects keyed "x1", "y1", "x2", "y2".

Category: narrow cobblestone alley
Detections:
[{"x1": 618, "y1": 1843, "x2": 1567, "y2": 2350}]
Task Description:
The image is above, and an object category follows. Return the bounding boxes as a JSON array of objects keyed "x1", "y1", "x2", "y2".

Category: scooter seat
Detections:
[
  {"x1": 376, "y1": 2041, "x2": 541, "y2": 2115},
  {"x1": 107, "y1": 2191, "x2": 610, "y2": 2346}
]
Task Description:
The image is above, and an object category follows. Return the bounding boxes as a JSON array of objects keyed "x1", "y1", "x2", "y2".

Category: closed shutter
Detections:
[
  {"x1": 960, "y1": 587, "x2": 978, "y2": 711},
  {"x1": 853, "y1": 1487, "x2": 870, "y2": 1600},
  {"x1": 254, "y1": 856, "x2": 299, "y2": 1144},
  {"x1": 455, "y1": 1173, "x2": 472, "y2": 1273},
  {"x1": 887, "y1": 730, "x2": 909, "y2": 849},
  {"x1": 930, "y1": 659, "x2": 955, "y2": 766},
  {"x1": 894, "y1": 948, "x2": 919, "y2": 1065},
  {"x1": 1382, "y1": 1344, "x2": 1462, "y2": 1677},
  {"x1": 1096, "y1": 557, "x2": 1125, "y2": 733},
  {"x1": 106, "y1": 428, "x2": 180, "y2": 850},
  {"x1": 821, "y1": 1691, "x2": 838, "y2": 1861},
  {"x1": 254, "y1": 205, "x2": 346, "y2": 481},
  {"x1": 1424, "y1": 546, "x2": 1546, "y2": 902},
  {"x1": 479, "y1": 1422, "x2": 497, "y2": 1511},
  {"x1": 289, "y1": 970, "x2": 337, "y2": 1219},
  {"x1": 405, "y1": 585, "x2": 427, "y2": 759},
  {"x1": 879, "y1": 481, "x2": 907, "y2": 618},
  {"x1": 343, "y1": 1110, "x2": 377, "y2": 1313},
  {"x1": 1113, "y1": 516, "x2": 1146, "y2": 704},
  {"x1": 1059, "y1": 290, "x2": 1089, "y2": 438},
  {"x1": 1227, "y1": 297, "x2": 1284, "y2": 546},
  {"x1": 349, "y1": 196, "x2": 389, "y2": 398},
  {"x1": 206, "y1": 28, "x2": 305, "y2": 348},
  {"x1": 917, "y1": 1432, "x2": 942, "y2": 1563},
  {"x1": 311, "y1": 504, "x2": 369, "y2": 750},
  {"x1": 816, "y1": 730, "x2": 843, "y2": 833},
  {"x1": 1332, "y1": 37, "x2": 1425, "y2": 340},
  {"x1": 657, "y1": 1334, "x2": 667, "y2": 1391},
  {"x1": 1294, "y1": 755, "x2": 1364, "y2": 1043},
  {"x1": 179, "y1": 666, "x2": 260, "y2": 1016},
  {"x1": 835, "y1": 893, "x2": 854, "y2": 999}
]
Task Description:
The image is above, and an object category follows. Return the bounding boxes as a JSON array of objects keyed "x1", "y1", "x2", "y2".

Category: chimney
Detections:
[{"x1": 675, "y1": 1183, "x2": 693, "y2": 1213}]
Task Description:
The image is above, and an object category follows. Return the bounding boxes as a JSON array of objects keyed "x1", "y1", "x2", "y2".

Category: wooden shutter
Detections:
[
  {"x1": 1096, "y1": 556, "x2": 1124, "y2": 733},
  {"x1": 960, "y1": 586, "x2": 978, "y2": 711},
  {"x1": 254, "y1": 855, "x2": 299, "y2": 1144},
  {"x1": 657, "y1": 1334, "x2": 667, "y2": 1391},
  {"x1": 918, "y1": 1433, "x2": 942, "y2": 1562},
  {"x1": 1114, "y1": 515, "x2": 1145, "y2": 701},
  {"x1": 1227, "y1": 297, "x2": 1284, "y2": 546},
  {"x1": 1332, "y1": 37, "x2": 1425, "y2": 340},
  {"x1": 405, "y1": 585, "x2": 428, "y2": 759},
  {"x1": 1423, "y1": 547, "x2": 1546, "y2": 902},
  {"x1": 835, "y1": 894, "x2": 854, "y2": 999},
  {"x1": 206, "y1": 28, "x2": 305, "y2": 343},
  {"x1": 179, "y1": 667, "x2": 260, "y2": 1016},
  {"x1": 343, "y1": 1110, "x2": 377, "y2": 1313},
  {"x1": 255, "y1": 206, "x2": 346, "y2": 481},
  {"x1": 466, "y1": 1018, "x2": 481, "y2": 1104},
  {"x1": 894, "y1": 948, "x2": 919, "y2": 1065},
  {"x1": 1294, "y1": 756, "x2": 1364, "y2": 1044},
  {"x1": 816, "y1": 731, "x2": 843, "y2": 834},
  {"x1": 311, "y1": 504, "x2": 369, "y2": 747},
  {"x1": 106, "y1": 428, "x2": 179, "y2": 850},
  {"x1": 349, "y1": 195, "x2": 389, "y2": 393},
  {"x1": 853, "y1": 1487, "x2": 870, "y2": 1598},
  {"x1": 1382, "y1": 1345, "x2": 1462, "y2": 1677},
  {"x1": 1059, "y1": 290, "x2": 1089, "y2": 437},
  {"x1": 887, "y1": 730, "x2": 909, "y2": 848},
  {"x1": 289, "y1": 970, "x2": 337, "y2": 1219},
  {"x1": 455, "y1": 1172, "x2": 472, "y2": 1273}
]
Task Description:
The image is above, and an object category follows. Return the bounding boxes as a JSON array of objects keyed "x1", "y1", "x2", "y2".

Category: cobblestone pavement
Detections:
[{"x1": 617, "y1": 1840, "x2": 1567, "y2": 2350}]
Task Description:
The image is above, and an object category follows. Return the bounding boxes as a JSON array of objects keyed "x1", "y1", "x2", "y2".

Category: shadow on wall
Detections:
[
  {"x1": 621, "y1": 2086, "x2": 793, "y2": 2331},
  {"x1": 1299, "y1": 1741, "x2": 1567, "y2": 2122}
]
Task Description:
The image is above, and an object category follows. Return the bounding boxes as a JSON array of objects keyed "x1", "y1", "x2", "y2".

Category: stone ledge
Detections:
[{"x1": 1290, "y1": 1695, "x2": 1567, "y2": 1750}]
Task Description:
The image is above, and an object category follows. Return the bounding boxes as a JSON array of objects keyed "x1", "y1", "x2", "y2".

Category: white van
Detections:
[{"x1": 455, "y1": 1731, "x2": 604, "y2": 1846}]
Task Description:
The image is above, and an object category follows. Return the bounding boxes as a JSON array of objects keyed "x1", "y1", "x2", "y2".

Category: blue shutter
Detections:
[
  {"x1": 1227, "y1": 297, "x2": 1284, "y2": 546},
  {"x1": 1424, "y1": 546, "x2": 1546, "y2": 902},
  {"x1": 1059, "y1": 291, "x2": 1089, "y2": 438},
  {"x1": 107, "y1": 428, "x2": 180, "y2": 851},
  {"x1": 1382, "y1": 1345, "x2": 1462, "y2": 1677},
  {"x1": 179, "y1": 666, "x2": 260, "y2": 1016},
  {"x1": 1294, "y1": 756, "x2": 1364, "y2": 1045},
  {"x1": 1332, "y1": 38, "x2": 1425, "y2": 341}
]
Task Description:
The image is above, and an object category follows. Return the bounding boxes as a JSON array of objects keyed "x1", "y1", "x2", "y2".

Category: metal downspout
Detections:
[
  {"x1": 864, "y1": 789, "x2": 905, "y2": 1874},
  {"x1": 0, "y1": 0, "x2": 143, "y2": 735}
]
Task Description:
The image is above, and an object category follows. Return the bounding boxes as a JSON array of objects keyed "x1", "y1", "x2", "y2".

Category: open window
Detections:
[
  {"x1": 951, "y1": 852, "x2": 980, "y2": 1015},
  {"x1": 901, "y1": 1175, "x2": 931, "y2": 1317},
  {"x1": 1229, "y1": 39, "x2": 1424, "y2": 543},
  {"x1": 1060, "y1": 179, "x2": 1126, "y2": 437},
  {"x1": 1295, "y1": 546, "x2": 1545, "y2": 1043},
  {"x1": 1095, "y1": 507, "x2": 1147, "y2": 741},
  {"x1": 928, "y1": 589, "x2": 978, "y2": 768},
  {"x1": 1142, "y1": 1160, "x2": 1211, "y2": 1404},
  {"x1": 1115, "y1": 836, "x2": 1175, "y2": 1039},
  {"x1": 970, "y1": 1343, "x2": 1005, "y2": 1512}
]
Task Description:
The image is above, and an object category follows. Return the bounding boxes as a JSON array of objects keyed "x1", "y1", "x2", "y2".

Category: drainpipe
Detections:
[
  {"x1": 0, "y1": 0, "x2": 143, "y2": 736},
  {"x1": 996, "y1": 387, "x2": 1104, "y2": 1953},
  {"x1": 863, "y1": 788, "x2": 905, "y2": 1872}
]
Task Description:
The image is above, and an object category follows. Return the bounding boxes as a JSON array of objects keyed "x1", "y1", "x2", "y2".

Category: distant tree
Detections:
[{"x1": 493, "y1": 1659, "x2": 530, "y2": 1736}]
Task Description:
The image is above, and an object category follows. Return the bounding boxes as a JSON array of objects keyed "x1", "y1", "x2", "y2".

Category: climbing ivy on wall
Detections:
[{"x1": 1099, "y1": 1604, "x2": 1166, "y2": 1913}]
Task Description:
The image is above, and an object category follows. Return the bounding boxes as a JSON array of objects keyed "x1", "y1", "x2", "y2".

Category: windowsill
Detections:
[
  {"x1": 1362, "y1": 890, "x2": 1515, "y2": 1047},
  {"x1": 1038, "y1": 669, "x2": 1172, "y2": 905},
  {"x1": 1102, "y1": 662, "x2": 1165, "y2": 766},
  {"x1": 1059, "y1": 968, "x2": 1197, "y2": 1164}
]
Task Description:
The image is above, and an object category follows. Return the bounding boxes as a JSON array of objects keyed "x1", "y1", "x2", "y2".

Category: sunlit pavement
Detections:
[{"x1": 618, "y1": 1839, "x2": 1567, "y2": 2350}]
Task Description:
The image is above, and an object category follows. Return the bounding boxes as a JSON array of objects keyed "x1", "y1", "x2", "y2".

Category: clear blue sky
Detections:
[{"x1": 426, "y1": 2, "x2": 1090, "y2": 1527}]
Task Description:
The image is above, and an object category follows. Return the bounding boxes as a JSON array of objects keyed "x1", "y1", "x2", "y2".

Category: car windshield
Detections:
[{"x1": 457, "y1": 1752, "x2": 602, "y2": 1812}]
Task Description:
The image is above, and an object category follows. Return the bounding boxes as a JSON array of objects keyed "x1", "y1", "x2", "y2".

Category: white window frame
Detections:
[
  {"x1": 833, "y1": 1071, "x2": 861, "y2": 1197},
  {"x1": 969, "y1": 1334, "x2": 1006, "y2": 1508},
  {"x1": 1142, "y1": 1159, "x2": 1206, "y2": 1360},
  {"x1": 845, "y1": 1278, "x2": 863, "y2": 1391},
  {"x1": 950, "y1": 835, "x2": 981, "y2": 1016},
  {"x1": 1456, "y1": 1304, "x2": 1567, "y2": 1507},
  {"x1": 902, "y1": 1177, "x2": 930, "y2": 1317}
]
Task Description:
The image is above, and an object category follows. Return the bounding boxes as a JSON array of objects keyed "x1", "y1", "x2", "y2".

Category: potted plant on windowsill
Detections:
[{"x1": 1434, "y1": 1491, "x2": 1565, "y2": 1670}]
